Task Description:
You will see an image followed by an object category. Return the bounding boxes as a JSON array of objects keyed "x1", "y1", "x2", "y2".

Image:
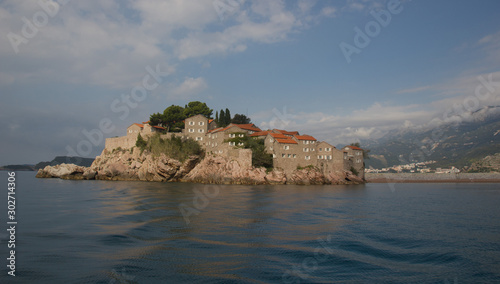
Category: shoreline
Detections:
[{"x1": 365, "y1": 173, "x2": 500, "y2": 183}]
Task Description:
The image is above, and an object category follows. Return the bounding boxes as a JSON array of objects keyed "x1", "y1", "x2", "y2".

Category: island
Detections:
[{"x1": 37, "y1": 112, "x2": 365, "y2": 185}]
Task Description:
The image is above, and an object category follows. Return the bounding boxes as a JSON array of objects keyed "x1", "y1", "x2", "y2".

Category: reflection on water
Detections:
[{"x1": 2, "y1": 172, "x2": 500, "y2": 283}]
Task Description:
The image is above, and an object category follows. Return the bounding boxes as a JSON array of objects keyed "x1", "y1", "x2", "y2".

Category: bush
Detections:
[
  {"x1": 350, "y1": 166, "x2": 359, "y2": 176},
  {"x1": 138, "y1": 134, "x2": 203, "y2": 162}
]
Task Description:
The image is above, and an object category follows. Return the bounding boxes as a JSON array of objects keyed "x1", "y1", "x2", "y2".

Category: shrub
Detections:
[{"x1": 138, "y1": 133, "x2": 203, "y2": 162}]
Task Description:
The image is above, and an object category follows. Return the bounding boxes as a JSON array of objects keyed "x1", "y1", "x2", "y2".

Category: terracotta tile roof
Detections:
[
  {"x1": 232, "y1": 123, "x2": 262, "y2": 132},
  {"x1": 208, "y1": 119, "x2": 214, "y2": 123},
  {"x1": 152, "y1": 126, "x2": 165, "y2": 130},
  {"x1": 133, "y1": 123, "x2": 144, "y2": 128},
  {"x1": 346, "y1": 145, "x2": 363, "y2": 150},
  {"x1": 142, "y1": 121, "x2": 151, "y2": 124},
  {"x1": 269, "y1": 133, "x2": 288, "y2": 139},
  {"x1": 276, "y1": 138, "x2": 298, "y2": 144},
  {"x1": 293, "y1": 134, "x2": 317, "y2": 141},
  {"x1": 250, "y1": 131, "x2": 270, "y2": 137},
  {"x1": 274, "y1": 129, "x2": 299, "y2": 135}
]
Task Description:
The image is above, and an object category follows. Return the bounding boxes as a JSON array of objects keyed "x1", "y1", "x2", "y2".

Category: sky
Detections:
[{"x1": 1, "y1": 0, "x2": 500, "y2": 165}]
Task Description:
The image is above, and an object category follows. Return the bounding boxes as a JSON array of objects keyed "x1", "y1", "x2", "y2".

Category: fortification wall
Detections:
[
  {"x1": 105, "y1": 136, "x2": 136, "y2": 150},
  {"x1": 227, "y1": 148, "x2": 252, "y2": 169}
]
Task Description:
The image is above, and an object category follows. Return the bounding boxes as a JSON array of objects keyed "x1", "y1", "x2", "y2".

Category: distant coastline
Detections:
[{"x1": 366, "y1": 173, "x2": 500, "y2": 183}]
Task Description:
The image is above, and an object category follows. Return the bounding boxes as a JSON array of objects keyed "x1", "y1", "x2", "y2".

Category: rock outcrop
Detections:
[{"x1": 36, "y1": 147, "x2": 364, "y2": 185}]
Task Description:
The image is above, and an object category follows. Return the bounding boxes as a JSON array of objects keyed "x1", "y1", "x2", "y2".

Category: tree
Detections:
[
  {"x1": 225, "y1": 108, "x2": 231, "y2": 125},
  {"x1": 163, "y1": 105, "x2": 186, "y2": 132},
  {"x1": 149, "y1": 112, "x2": 164, "y2": 126},
  {"x1": 215, "y1": 111, "x2": 219, "y2": 125},
  {"x1": 350, "y1": 142, "x2": 370, "y2": 159},
  {"x1": 183, "y1": 101, "x2": 213, "y2": 118},
  {"x1": 231, "y1": 114, "x2": 251, "y2": 124}
]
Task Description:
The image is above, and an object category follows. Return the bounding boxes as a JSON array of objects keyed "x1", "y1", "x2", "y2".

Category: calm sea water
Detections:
[{"x1": 1, "y1": 172, "x2": 499, "y2": 283}]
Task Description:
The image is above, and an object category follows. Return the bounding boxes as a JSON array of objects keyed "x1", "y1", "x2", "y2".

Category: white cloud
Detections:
[{"x1": 170, "y1": 77, "x2": 208, "y2": 98}]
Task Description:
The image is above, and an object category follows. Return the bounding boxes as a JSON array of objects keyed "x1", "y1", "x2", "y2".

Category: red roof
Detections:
[
  {"x1": 153, "y1": 126, "x2": 165, "y2": 130},
  {"x1": 293, "y1": 134, "x2": 317, "y2": 141},
  {"x1": 276, "y1": 138, "x2": 298, "y2": 144},
  {"x1": 208, "y1": 119, "x2": 214, "y2": 123},
  {"x1": 142, "y1": 121, "x2": 151, "y2": 124},
  {"x1": 346, "y1": 145, "x2": 363, "y2": 150},
  {"x1": 232, "y1": 123, "x2": 262, "y2": 132},
  {"x1": 133, "y1": 123, "x2": 144, "y2": 128},
  {"x1": 250, "y1": 131, "x2": 270, "y2": 137},
  {"x1": 269, "y1": 133, "x2": 288, "y2": 139},
  {"x1": 274, "y1": 129, "x2": 299, "y2": 136}
]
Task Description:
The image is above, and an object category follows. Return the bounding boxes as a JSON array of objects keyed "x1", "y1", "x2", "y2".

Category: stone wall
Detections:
[{"x1": 105, "y1": 136, "x2": 136, "y2": 150}]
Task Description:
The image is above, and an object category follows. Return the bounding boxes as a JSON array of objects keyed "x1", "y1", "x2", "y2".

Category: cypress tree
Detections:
[{"x1": 225, "y1": 108, "x2": 231, "y2": 125}]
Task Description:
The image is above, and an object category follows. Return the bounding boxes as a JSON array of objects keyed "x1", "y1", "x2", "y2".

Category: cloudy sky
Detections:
[{"x1": 1, "y1": 0, "x2": 500, "y2": 165}]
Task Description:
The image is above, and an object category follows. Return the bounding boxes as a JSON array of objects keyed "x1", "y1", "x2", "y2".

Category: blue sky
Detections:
[{"x1": 1, "y1": 0, "x2": 500, "y2": 165}]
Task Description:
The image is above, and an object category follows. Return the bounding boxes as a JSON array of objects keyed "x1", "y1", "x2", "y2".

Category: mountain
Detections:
[
  {"x1": 1, "y1": 156, "x2": 95, "y2": 171},
  {"x1": 363, "y1": 106, "x2": 500, "y2": 169},
  {"x1": 35, "y1": 156, "x2": 95, "y2": 169}
]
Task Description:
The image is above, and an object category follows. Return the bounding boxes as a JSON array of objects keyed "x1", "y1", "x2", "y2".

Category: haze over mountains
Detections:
[{"x1": 363, "y1": 106, "x2": 500, "y2": 169}]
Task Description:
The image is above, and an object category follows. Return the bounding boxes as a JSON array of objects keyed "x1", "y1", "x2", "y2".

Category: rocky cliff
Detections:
[{"x1": 36, "y1": 147, "x2": 364, "y2": 185}]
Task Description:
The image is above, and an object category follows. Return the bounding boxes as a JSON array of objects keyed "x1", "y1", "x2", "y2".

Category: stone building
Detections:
[{"x1": 105, "y1": 114, "x2": 365, "y2": 179}]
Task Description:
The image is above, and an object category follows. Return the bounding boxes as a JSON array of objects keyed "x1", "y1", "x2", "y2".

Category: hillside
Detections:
[{"x1": 364, "y1": 106, "x2": 500, "y2": 170}]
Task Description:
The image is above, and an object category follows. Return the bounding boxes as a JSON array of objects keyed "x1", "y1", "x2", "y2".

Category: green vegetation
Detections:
[
  {"x1": 297, "y1": 165, "x2": 316, "y2": 170},
  {"x1": 224, "y1": 134, "x2": 273, "y2": 168},
  {"x1": 149, "y1": 101, "x2": 213, "y2": 132},
  {"x1": 136, "y1": 133, "x2": 204, "y2": 162},
  {"x1": 136, "y1": 134, "x2": 147, "y2": 149},
  {"x1": 350, "y1": 166, "x2": 359, "y2": 175},
  {"x1": 215, "y1": 109, "x2": 251, "y2": 127}
]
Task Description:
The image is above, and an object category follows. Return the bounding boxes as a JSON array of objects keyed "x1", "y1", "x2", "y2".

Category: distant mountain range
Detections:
[
  {"x1": 363, "y1": 106, "x2": 500, "y2": 169},
  {"x1": 0, "y1": 156, "x2": 95, "y2": 171}
]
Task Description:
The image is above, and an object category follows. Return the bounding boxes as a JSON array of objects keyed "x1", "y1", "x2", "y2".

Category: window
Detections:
[
  {"x1": 273, "y1": 154, "x2": 276, "y2": 158},
  {"x1": 328, "y1": 155, "x2": 332, "y2": 160},
  {"x1": 189, "y1": 121, "x2": 194, "y2": 126},
  {"x1": 229, "y1": 142, "x2": 235, "y2": 146},
  {"x1": 282, "y1": 154, "x2": 286, "y2": 158},
  {"x1": 196, "y1": 137, "x2": 203, "y2": 141},
  {"x1": 305, "y1": 141, "x2": 309, "y2": 144},
  {"x1": 311, "y1": 148, "x2": 315, "y2": 152},
  {"x1": 238, "y1": 142, "x2": 244, "y2": 146},
  {"x1": 318, "y1": 155, "x2": 323, "y2": 159},
  {"x1": 319, "y1": 148, "x2": 322, "y2": 152},
  {"x1": 189, "y1": 129, "x2": 194, "y2": 133},
  {"x1": 303, "y1": 148, "x2": 309, "y2": 152},
  {"x1": 219, "y1": 150, "x2": 223, "y2": 153},
  {"x1": 270, "y1": 139, "x2": 274, "y2": 143},
  {"x1": 311, "y1": 141, "x2": 315, "y2": 144},
  {"x1": 229, "y1": 134, "x2": 235, "y2": 138},
  {"x1": 293, "y1": 154, "x2": 297, "y2": 158},
  {"x1": 270, "y1": 147, "x2": 273, "y2": 150},
  {"x1": 239, "y1": 134, "x2": 244, "y2": 137},
  {"x1": 288, "y1": 154, "x2": 291, "y2": 158},
  {"x1": 215, "y1": 142, "x2": 218, "y2": 146},
  {"x1": 198, "y1": 129, "x2": 204, "y2": 133},
  {"x1": 199, "y1": 121, "x2": 204, "y2": 126},
  {"x1": 208, "y1": 134, "x2": 211, "y2": 138},
  {"x1": 305, "y1": 156, "x2": 310, "y2": 160},
  {"x1": 357, "y1": 152, "x2": 361, "y2": 156},
  {"x1": 356, "y1": 159, "x2": 361, "y2": 163},
  {"x1": 129, "y1": 130, "x2": 132, "y2": 133},
  {"x1": 284, "y1": 145, "x2": 290, "y2": 150},
  {"x1": 325, "y1": 147, "x2": 331, "y2": 151}
]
